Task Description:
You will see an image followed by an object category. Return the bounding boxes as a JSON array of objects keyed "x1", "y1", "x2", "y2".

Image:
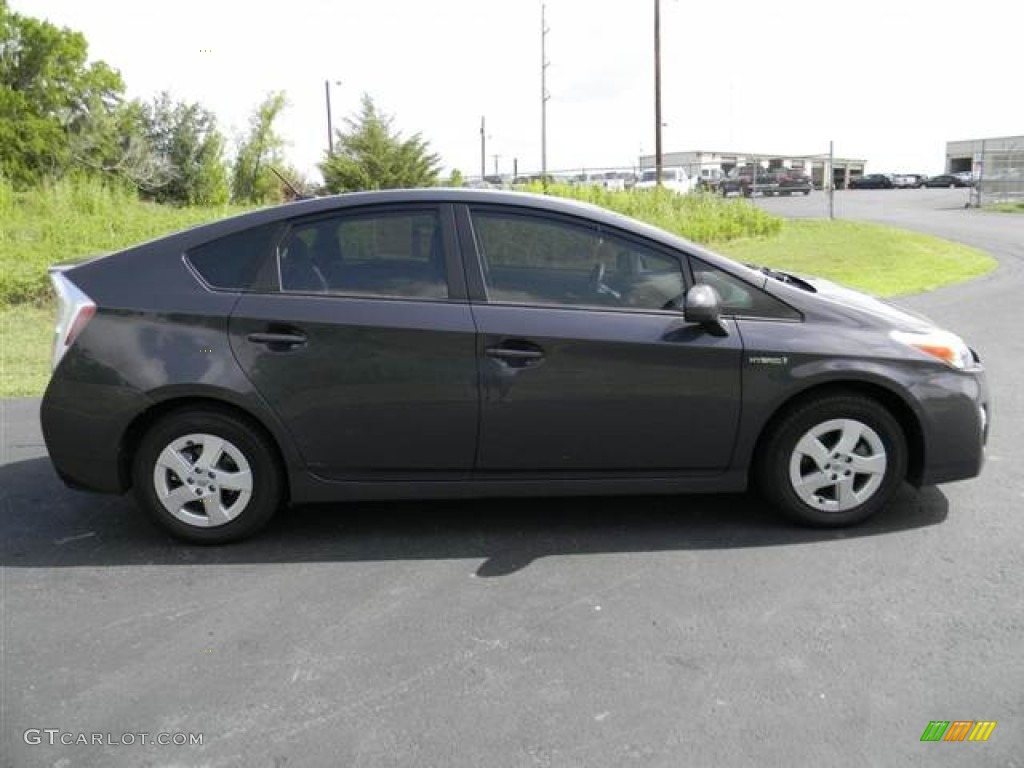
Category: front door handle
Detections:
[
  {"x1": 485, "y1": 341, "x2": 545, "y2": 368},
  {"x1": 246, "y1": 332, "x2": 307, "y2": 348}
]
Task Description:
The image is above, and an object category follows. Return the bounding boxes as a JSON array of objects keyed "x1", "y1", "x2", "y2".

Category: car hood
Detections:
[{"x1": 792, "y1": 275, "x2": 938, "y2": 331}]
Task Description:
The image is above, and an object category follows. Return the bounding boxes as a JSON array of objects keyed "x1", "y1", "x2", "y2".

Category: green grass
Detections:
[
  {"x1": 1, "y1": 177, "x2": 251, "y2": 305},
  {"x1": 0, "y1": 304, "x2": 54, "y2": 397},
  {"x1": 985, "y1": 200, "x2": 1024, "y2": 213},
  {"x1": 715, "y1": 220, "x2": 996, "y2": 297},
  {"x1": 530, "y1": 183, "x2": 783, "y2": 242}
]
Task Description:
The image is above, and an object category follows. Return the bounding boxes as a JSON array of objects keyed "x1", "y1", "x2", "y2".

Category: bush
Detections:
[{"x1": 528, "y1": 183, "x2": 782, "y2": 243}]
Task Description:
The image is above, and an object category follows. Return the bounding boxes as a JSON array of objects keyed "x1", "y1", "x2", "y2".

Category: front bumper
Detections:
[{"x1": 914, "y1": 366, "x2": 989, "y2": 486}]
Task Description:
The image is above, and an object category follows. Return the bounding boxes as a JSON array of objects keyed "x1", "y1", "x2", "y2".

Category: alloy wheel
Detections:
[
  {"x1": 788, "y1": 418, "x2": 887, "y2": 513},
  {"x1": 152, "y1": 433, "x2": 254, "y2": 527}
]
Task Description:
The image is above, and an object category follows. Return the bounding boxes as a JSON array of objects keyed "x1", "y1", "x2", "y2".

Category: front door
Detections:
[{"x1": 462, "y1": 206, "x2": 743, "y2": 472}]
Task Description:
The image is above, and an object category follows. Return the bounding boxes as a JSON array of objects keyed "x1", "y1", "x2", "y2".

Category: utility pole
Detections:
[
  {"x1": 492, "y1": 154, "x2": 501, "y2": 176},
  {"x1": 324, "y1": 80, "x2": 334, "y2": 156},
  {"x1": 654, "y1": 0, "x2": 663, "y2": 186},
  {"x1": 541, "y1": 3, "x2": 550, "y2": 186},
  {"x1": 829, "y1": 140, "x2": 835, "y2": 220},
  {"x1": 480, "y1": 116, "x2": 486, "y2": 180}
]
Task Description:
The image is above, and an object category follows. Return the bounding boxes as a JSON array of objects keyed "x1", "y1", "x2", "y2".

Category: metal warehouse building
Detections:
[
  {"x1": 947, "y1": 134, "x2": 1024, "y2": 201},
  {"x1": 640, "y1": 149, "x2": 866, "y2": 189}
]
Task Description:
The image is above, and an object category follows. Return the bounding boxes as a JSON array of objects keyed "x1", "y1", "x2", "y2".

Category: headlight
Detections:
[{"x1": 891, "y1": 329, "x2": 974, "y2": 370}]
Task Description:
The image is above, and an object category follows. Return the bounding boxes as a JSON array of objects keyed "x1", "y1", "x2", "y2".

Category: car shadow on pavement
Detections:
[{"x1": 0, "y1": 456, "x2": 949, "y2": 576}]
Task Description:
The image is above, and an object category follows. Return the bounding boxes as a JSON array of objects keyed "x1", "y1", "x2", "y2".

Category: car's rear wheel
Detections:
[
  {"x1": 755, "y1": 395, "x2": 907, "y2": 527},
  {"x1": 133, "y1": 408, "x2": 283, "y2": 543}
]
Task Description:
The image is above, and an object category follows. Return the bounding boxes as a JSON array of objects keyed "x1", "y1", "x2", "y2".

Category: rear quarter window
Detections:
[{"x1": 185, "y1": 223, "x2": 279, "y2": 290}]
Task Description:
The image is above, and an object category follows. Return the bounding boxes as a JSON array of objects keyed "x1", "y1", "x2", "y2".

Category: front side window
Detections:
[
  {"x1": 470, "y1": 210, "x2": 685, "y2": 311},
  {"x1": 691, "y1": 259, "x2": 801, "y2": 320},
  {"x1": 279, "y1": 210, "x2": 447, "y2": 299}
]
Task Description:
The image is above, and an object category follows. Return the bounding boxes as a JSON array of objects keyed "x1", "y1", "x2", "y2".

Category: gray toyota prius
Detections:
[{"x1": 41, "y1": 189, "x2": 989, "y2": 542}]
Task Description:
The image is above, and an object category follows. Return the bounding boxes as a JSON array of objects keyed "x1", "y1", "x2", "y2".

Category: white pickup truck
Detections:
[{"x1": 634, "y1": 167, "x2": 694, "y2": 194}]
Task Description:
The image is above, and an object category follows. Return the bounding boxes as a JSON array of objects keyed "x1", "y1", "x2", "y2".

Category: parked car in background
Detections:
[
  {"x1": 719, "y1": 166, "x2": 769, "y2": 197},
  {"x1": 635, "y1": 167, "x2": 694, "y2": 194},
  {"x1": 41, "y1": 189, "x2": 989, "y2": 543},
  {"x1": 892, "y1": 174, "x2": 926, "y2": 189},
  {"x1": 849, "y1": 174, "x2": 894, "y2": 189},
  {"x1": 761, "y1": 169, "x2": 813, "y2": 196},
  {"x1": 924, "y1": 174, "x2": 971, "y2": 188},
  {"x1": 953, "y1": 171, "x2": 977, "y2": 187},
  {"x1": 695, "y1": 168, "x2": 724, "y2": 193}
]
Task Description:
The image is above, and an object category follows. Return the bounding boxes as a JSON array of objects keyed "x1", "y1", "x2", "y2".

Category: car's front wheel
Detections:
[
  {"x1": 133, "y1": 408, "x2": 283, "y2": 543},
  {"x1": 756, "y1": 395, "x2": 907, "y2": 527}
]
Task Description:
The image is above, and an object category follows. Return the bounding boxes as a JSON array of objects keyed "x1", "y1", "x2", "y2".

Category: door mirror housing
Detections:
[{"x1": 684, "y1": 283, "x2": 727, "y2": 335}]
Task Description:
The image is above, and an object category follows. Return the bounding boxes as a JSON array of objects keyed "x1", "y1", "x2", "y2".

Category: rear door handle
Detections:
[
  {"x1": 485, "y1": 348, "x2": 544, "y2": 360},
  {"x1": 246, "y1": 332, "x2": 307, "y2": 348}
]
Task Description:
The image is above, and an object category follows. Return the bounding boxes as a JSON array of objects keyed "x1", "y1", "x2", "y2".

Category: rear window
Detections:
[{"x1": 186, "y1": 224, "x2": 279, "y2": 290}]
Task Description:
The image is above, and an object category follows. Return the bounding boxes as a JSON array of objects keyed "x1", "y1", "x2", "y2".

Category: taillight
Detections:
[{"x1": 49, "y1": 268, "x2": 96, "y2": 370}]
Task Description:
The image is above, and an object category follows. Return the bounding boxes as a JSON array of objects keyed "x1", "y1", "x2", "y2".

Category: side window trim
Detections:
[
  {"x1": 270, "y1": 203, "x2": 465, "y2": 302},
  {"x1": 461, "y1": 204, "x2": 689, "y2": 314}
]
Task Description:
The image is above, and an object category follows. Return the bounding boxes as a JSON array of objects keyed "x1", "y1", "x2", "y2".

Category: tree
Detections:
[
  {"x1": 0, "y1": 0, "x2": 124, "y2": 185},
  {"x1": 231, "y1": 91, "x2": 288, "y2": 204},
  {"x1": 142, "y1": 93, "x2": 228, "y2": 205},
  {"x1": 320, "y1": 94, "x2": 441, "y2": 193}
]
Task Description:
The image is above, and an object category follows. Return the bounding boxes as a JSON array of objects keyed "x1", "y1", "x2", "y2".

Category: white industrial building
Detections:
[{"x1": 640, "y1": 149, "x2": 867, "y2": 189}]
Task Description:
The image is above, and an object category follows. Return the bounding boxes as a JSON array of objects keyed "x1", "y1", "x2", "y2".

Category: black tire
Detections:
[
  {"x1": 132, "y1": 407, "x2": 283, "y2": 543},
  {"x1": 803, "y1": 189, "x2": 811, "y2": 195},
  {"x1": 754, "y1": 394, "x2": 907, "y2": 527}
]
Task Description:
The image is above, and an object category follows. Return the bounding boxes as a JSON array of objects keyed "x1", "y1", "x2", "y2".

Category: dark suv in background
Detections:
[
  {"x1": 761, "y1": 169, "x2": 813, "y2": 196},
  {"x1": 849, "y1": 174, "x2": 894, "y2": 189}
]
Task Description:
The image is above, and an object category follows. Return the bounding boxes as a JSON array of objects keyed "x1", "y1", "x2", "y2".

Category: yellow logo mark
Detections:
[{"x1": 968, "y1": 721, "x2": 997, "y2": 742}]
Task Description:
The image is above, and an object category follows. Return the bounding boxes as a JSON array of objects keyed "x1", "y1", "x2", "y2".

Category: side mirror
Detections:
[{"x1": 684, "y1": 283, "x2": 727, "y2": 335}]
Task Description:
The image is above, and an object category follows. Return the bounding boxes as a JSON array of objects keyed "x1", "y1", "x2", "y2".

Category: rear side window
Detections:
[
  {"x1": 279, "y1": 210, "x2": 447, "y2": 300},
  {"x1": 186, "y1": 224, "x2": 279, "y2": 290}
]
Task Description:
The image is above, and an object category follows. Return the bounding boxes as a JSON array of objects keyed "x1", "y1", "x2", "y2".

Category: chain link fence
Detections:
[{"x1": 973, "y1": 137, "x2": 1024, "y2": 205}]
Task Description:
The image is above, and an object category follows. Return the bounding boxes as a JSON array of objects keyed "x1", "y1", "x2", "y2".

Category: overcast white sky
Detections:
[{"x1": 12, "y1": 0, "x2": 1022, "y2": 180}]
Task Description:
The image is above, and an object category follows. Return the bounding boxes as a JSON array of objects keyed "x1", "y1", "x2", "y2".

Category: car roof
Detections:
[{"x1": 176, "y1": 188, "x2": 690, "y2": 252}]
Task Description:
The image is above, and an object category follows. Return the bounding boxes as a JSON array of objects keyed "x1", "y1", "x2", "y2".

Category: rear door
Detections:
[
  {"x1": 458, "y1": 205, "x2": 744, "y2": 473},
  {"x1": 228, "y1": 203, "x2": 479, "y2": 479}
]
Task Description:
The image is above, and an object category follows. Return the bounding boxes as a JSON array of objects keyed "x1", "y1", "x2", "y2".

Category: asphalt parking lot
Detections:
[{"x1": 2, "y1": 189, "x2": 1023, "y2": 767}]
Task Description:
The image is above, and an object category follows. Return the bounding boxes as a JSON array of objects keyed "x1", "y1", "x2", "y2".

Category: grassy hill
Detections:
[{"x1": 0, "y1": 178, "x2": 252, "y2": 305}]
